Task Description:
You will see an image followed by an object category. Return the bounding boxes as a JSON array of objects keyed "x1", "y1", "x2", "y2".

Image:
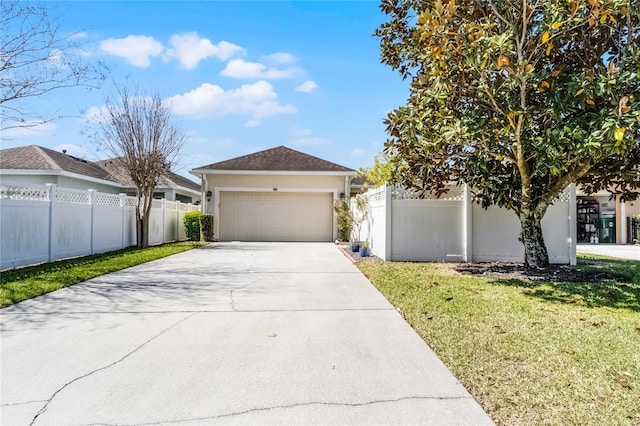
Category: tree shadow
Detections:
[{"x1": 455, "y1": 258, "x2": 639, "y2": 311}]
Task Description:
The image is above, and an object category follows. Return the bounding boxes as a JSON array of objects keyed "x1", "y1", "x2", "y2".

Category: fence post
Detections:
[
  {"x1": 176, "y1": 201, "x2": 181, "y2": 241},
  {"x1": 89, "y1": 189, "x2": 96, "y2": 254},
  {"x1": 384, "y1": 185, "x2": 392, "y2": 261},
  {"x1": 161, "y1": 198, "x2": 166, "y2": 243},
  {"x1": 619, "y1": 198, "x2": 626, "y2": 245},
  {"x1": 119, "y1": 194, "x2": 127, "y2": 249},
  {"x1": 46, "y1": 184, "x2": 56, "y2": 262},
  {"x1": 464, "y1": 183, "x2": 473, "y2": 263},
  {"x1": 569, "y1": 184, "x2": 577, "y2": 265}
]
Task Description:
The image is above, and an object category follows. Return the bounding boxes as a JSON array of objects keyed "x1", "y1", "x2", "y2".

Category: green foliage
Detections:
[
  {"x1": 351, "y1": 194, "x2": 369, "y2": 242},
  {"x1": 0, "y1": 242, "x2": 203, "y2": 307},
  {"x1": 200, "y1": 214, "x2": 214, "y2": 242},
  {"x1": 333, "y1": 199, "x2": 353, "y2": 242},
  {"x1": 376, "y1": 0, "x2": 639, "y2": 267},
  {"x1": 183, "y1": 211, "x2": 201, "y2": 241},
  {"x1": 357, "y1": 153, "x2": 394, "y2": 189}
]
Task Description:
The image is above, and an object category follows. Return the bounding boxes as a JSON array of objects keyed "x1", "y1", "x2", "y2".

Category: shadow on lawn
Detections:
[
  {"x1": 491, "y1": 277, "x2": 640, "y2": 311},
  {"x1": 456, "y1": 257, "x2": 640, "y2": 311}
]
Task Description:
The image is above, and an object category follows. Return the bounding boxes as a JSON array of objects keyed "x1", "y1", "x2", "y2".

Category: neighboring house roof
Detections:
[
  {"x1": 96, "y1": 159, "x2": 201, "y2": 192},
  {"x1": 0, "y1": 145, "x2": 113, "y2": 182},
  {"x1": 191, "y1": 146, "x2": 355, "y2": 174},
  {"x1": 0, "y1": 144, "x2": 200, "y2": 193}
]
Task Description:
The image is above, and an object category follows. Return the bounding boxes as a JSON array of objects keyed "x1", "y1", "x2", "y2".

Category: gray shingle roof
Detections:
[
  {"x1": 96, "y1": 159, "x2": 201, "y2": 192},
  {"x1": 1, "y1": 145, "x2": 200, "y2": 192},
  {"x1": 192, "y1": 146, "x2": 354, "y2": 173},
  {"x1": 0, "y1": 145, "x2": 112, "y2": 181}
]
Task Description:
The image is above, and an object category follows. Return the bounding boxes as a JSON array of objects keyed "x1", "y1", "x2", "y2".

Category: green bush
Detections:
[
  {"x1": 183, "y1": 211, "x2": 201, "y2": 241},
  {"x1": 201, "y1": 214, "x2": 214, "y2": 242},
  {"x1": 333, "y1": 199, "x2": 353, "y2": 242}
]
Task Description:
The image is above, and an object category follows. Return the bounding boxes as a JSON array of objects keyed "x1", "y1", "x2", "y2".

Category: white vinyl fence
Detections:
[
  {"x1": 359, "y1": 184, "x2": 577, "y2": 265},
  {"x1": 0, "y1": 182, "x2": 200, "y2": 270}
]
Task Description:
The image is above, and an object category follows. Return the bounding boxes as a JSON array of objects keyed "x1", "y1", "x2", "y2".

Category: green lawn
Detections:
[
  {"x1": 358, "y1": 255, "x2": 640, "y2": 426},
  {"x1": 0, "y1": 241, "x2": 204, "y2": 308}
]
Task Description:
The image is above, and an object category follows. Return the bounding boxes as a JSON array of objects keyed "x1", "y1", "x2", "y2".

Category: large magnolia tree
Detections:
[{"x1": 376, "y1": 0, "x2": 639, "y2": 267}]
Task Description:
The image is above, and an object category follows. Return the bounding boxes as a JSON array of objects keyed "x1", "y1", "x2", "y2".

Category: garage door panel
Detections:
[{"x1": 220, "y1": 191, "x2": 332, "y2": 242}]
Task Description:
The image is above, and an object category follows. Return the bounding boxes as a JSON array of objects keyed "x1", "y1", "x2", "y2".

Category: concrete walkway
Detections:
[
  {"x1": 1, "y1": 242, "x2": 493, "y2": 425},
  {"x1": 577, "y1": 243, "x2": 639, "y2": 261}
]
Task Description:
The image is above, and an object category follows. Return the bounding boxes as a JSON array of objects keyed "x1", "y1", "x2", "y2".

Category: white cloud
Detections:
[
  {"x1": 291, "y1": 136, "x2": 330, "y2": 146},
  {"x1": 351, "y1": 148, "x2": 366, "y2": 157},
  {"x1": 70, "y1": 31, "x2": 89, "y2": 40},
  {"x1": 295, "y1": 80, "x2": 318, "y2": 93},
  {"x1": 291, "y1": 127, "x2": 313, "y2": 137},
  {"x1": 169, "y1": 80, "x2": 296, "y2": 124},
  {"x1": 164, "y1": 32, "x2": 244, "y2": 69},
  {"x1": 83, "y1": 105, "x2": 111, "y2": 124},
  {"x1": 220, "y1": 59, "x2": 303, "y2": 79},
  {"x1": 1, "y1": 121, "x2": 57, "y2": 138},
  {"x1": 264, "y1": 52, "x2": 296, "y2": 64},
  {"x1": 289, "y1": 127, "x2": 330, "y2": 146},
  {"x1": 100, "y1": 35, "x2": 163, "y2": 67}
]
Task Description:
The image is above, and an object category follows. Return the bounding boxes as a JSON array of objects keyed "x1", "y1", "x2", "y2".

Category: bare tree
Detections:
[
  {"x1": 1, "y1": 1, "x2": 106, "y2": 132},
  {"x1": 99, "y1": 86, "x2": 186, "y2": 247}
]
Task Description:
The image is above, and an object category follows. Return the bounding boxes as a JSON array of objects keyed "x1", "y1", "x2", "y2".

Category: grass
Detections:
[
  {"x1": 358, "y1": 254, "x2": 640, "y2": 426},
  {"x1": 0, "y1": 241, "x2": 204, "y2": 308}
]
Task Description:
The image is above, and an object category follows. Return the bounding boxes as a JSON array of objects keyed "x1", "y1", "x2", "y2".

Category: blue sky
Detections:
[{"x1": 3, "y1": 1, "x2": 409, "y2": 181}]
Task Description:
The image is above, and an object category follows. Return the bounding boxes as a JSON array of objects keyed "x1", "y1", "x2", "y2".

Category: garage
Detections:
[
  {"x1": 219, "y1": 191, "x2": 333, "y2": 242},
  {"x1": 190, "y1": 146, "x2": 355, "y2": 242}
]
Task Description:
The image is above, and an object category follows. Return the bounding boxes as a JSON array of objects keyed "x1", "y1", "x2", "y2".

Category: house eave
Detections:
[
  {"x1": 0, "y1": 169, "x2": 123, "y2": 188},
  {"x1": 190, "y1": 169, "x2": 355, "y2": 177}
]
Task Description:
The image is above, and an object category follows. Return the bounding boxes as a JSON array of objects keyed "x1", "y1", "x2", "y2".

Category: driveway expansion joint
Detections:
[
  {"x1": 86, "y1": 396, "x2": 475, "y2": 425},
  {"x1": 28, "y1": 313, "x2": 197, "y2": 426}
]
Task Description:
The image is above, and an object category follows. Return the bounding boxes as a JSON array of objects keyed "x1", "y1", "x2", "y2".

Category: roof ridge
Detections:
[{"x1": 32, "y1": 145, "x2": 60, "y2": 170}]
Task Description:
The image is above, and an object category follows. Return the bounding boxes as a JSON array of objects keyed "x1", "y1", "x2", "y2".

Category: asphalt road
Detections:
[{"x1": 1, "y1": 242, "x2": 493, "y2": 425}]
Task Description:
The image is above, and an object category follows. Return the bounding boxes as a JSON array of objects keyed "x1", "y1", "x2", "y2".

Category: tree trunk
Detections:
[{"x1": 519, "y1": 206, "x2": 549, "y2": 268}]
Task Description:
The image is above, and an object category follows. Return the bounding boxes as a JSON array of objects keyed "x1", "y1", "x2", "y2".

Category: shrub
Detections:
[
  {"x1": 333, "y1": 199, "x2": 353, "y2": 242},
  {"x1": 200, "y1": 214, "x2": 214, "y2": 242},
  {"x1": 183, "y1": 211, "x2": 201, "y2": 241}
]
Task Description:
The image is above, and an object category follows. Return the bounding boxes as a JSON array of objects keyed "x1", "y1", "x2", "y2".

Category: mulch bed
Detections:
[
  {"x1": 338, "y1": 243, "x2": 627, "y2": 282},
  {"x1": 336, "y1": 243, "x2": 380, "y2": 264},
  {"x1": 454, "y1": 262, "x2": 627, "y2": 283}
]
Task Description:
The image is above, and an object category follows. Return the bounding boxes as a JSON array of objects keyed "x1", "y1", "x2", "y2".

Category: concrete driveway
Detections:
[
  {"x1": 577, "y1": 243, "x2": 640, "y2": 261},
  {"x1": 1, "y1": 242, "x2": 492, "y2": 425}
]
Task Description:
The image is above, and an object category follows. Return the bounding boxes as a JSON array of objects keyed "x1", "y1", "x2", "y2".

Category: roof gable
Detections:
[{"x1": 192, "y1": 146, "x2": 354, "y2": 173}]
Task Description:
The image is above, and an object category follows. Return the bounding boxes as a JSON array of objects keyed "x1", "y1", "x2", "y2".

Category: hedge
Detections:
[
  {"x1": 201, "y1": 214, "x2": 214, "y2": 242},
  {"x1": 183, "y1": 211, "x2": 201, "y2": 241}
]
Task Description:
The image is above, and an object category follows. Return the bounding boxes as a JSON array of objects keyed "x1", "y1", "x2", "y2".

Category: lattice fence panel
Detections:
[
  {"x1": 125, "y1": 197, "x2": 138, "y2": 207},
  {"x1": 55, "y1": 188, "x2": 91, "y2": 204},
  {"x1": 165, "y1": 200, "x2": 177, "y2": 210},
  {"x1": 0, "y1": 183, "x2": 50, "y2": 201},
  {"x1": 392, "y1": 186, "x2": 464, "y2": 201},
  {"x1": 96, "y1": 193, "x2": 121, "y2": 207},
  {"x1": 554, "y1": 188, "x2": 570, "y2": 203}
]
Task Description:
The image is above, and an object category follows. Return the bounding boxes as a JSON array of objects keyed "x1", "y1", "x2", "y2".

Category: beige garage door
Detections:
[{"x1": 219, "y1": 192, "x2": 333, "y2": 242}]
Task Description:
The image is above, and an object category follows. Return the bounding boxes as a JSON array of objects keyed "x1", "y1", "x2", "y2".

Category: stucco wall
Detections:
[{"x1": 1, "y1": 174, "x2": 120, "y2": 194}]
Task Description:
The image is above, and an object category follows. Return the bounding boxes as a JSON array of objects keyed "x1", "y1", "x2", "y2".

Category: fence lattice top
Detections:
[{"x1": 0, "y1": 182, "x2": 50, "y2": 201}]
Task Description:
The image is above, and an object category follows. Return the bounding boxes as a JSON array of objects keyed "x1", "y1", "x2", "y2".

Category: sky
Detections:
[{"x1": 2, "y1": 0, "x2": 411, "y2": 182}]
